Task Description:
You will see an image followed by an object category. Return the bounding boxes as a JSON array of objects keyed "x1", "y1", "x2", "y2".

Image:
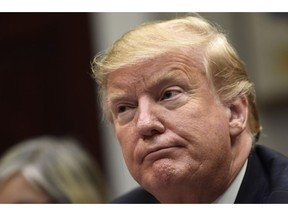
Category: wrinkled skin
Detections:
[{"x1": 106, "y1": 51, "x2": 252, "y2": 203}]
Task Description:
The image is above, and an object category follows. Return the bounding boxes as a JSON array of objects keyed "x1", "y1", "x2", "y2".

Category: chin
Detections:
[{"x1": 145, "y1": 159, "x2": 180, "y2": 186}]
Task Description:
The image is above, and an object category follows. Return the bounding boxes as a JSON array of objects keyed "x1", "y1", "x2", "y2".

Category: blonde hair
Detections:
[
  {"x1": 0, "y1": 136, "x2": 107, "y2": 203},
  {"x1": 92, "y1": 15, "x2": 261, "y2": 141}
]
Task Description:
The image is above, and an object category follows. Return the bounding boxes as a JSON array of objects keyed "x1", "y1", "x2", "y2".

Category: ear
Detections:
[{"x1": 228, "y1": 96, "x2": 249, "y2": 137}]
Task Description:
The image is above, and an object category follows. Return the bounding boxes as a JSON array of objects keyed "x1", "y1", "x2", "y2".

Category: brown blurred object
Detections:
[{"x1": 0, "y1": 13, "x2": 103, "y2": 167}]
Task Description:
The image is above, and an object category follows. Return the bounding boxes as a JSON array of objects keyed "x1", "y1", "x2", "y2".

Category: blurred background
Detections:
[{"x1": 1, "y1": 12, "x2": 288, "y2": 201}]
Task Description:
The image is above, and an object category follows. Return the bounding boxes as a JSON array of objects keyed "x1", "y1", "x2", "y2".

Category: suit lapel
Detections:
[{"x1": 235, "y1": 146, "x2": 269, "y2": 203}]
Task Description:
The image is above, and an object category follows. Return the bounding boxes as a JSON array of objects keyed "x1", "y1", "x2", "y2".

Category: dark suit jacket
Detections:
[{"x1": 112, "y1": 144, "x2": 288, "y2": 203}]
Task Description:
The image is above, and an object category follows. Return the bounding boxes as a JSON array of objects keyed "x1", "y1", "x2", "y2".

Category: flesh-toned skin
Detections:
[
  {"x1": 106, "y1": 51, "x2": 252, "y2": 203},
  {"x1": 0, "y1": 172, "x2": 52, "y2": 203}
]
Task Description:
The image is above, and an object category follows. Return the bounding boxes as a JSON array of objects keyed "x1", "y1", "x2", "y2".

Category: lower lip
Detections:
[{"x1": 144, "y1": 147, "x2": 181, "y2": 162}]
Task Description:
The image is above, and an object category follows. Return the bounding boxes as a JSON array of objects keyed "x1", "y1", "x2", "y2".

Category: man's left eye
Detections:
[{"x1": 160, "y1": 90, "x2": 179, "y2": 100}]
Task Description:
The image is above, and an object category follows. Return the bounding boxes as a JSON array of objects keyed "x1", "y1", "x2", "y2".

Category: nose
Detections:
[{"x1": 136, "y1": 97, "x2": 165, "y2": 138}]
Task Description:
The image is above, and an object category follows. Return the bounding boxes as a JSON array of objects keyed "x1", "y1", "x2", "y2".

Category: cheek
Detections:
[
  {"x1": 168, "y1": 101, "x2": 208, "y2": 132},
  {"x1": 115, "y1": 125, "x2": 137, "y2": 165},
  {"x1": 171, "y1": 111, "x2": 231, "y2": 172},
  {"x1": 170, "y1": 101, "x2": 230, "y2": 146}
]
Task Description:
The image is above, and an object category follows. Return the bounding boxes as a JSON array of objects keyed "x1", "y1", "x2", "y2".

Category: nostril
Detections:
[
  {"x1": 151, "y1": 129, "x2": 159, "y2": 136},
  {"x1": 142, "y1": 129, "x2": 159, "y2": 139},
  {"x1": 142, "y1": 130, "x2": 159, "y2": 140}
]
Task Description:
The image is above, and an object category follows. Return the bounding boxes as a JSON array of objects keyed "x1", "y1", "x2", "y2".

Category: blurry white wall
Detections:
[{"x1": 90, "y1": 13, "x2": 288, "y2": 201}]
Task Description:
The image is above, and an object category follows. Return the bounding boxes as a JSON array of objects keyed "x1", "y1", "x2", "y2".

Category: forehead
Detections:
[
  {"x1": 106, "y1": 50, "x2": 202, "y2": 90},
  {"x1": 105, "y1": 51, "x2": 206, "y2": 110}
]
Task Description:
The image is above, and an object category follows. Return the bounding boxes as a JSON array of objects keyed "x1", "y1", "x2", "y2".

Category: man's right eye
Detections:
[{"x1": 117, "y1": 105, "x2": 127, "y2": 113}]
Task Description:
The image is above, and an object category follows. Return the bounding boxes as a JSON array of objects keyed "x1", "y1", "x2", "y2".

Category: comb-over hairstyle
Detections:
[{"x1": 92, "y1": 15, "x2": 261, "y2": 141}]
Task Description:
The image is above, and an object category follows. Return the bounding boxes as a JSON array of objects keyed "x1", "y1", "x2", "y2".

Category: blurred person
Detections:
[
  {"x1": 91, "y1": 15, "x2": 288, "y2": 203},
  {"x1": 0, "y1": 136, "x2": 107, "y2": 203}
]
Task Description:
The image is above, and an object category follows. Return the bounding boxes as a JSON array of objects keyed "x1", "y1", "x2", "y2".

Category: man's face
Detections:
[{"x1": 106, "y1": 51, "x2": 235, "y2": 202}]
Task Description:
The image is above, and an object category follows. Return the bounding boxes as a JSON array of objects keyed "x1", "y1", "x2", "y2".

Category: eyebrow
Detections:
[
  {"x1": 107, "y1": 91, "x2": 130, "y2": 106},
  {"x1": 107, "y1": 69, "x2": 187, "y2": 105}
]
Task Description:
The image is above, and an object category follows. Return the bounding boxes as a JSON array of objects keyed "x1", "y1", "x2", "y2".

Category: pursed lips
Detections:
[{"x1": 141, "y1": 144, "x2": 182, "y2": 163}]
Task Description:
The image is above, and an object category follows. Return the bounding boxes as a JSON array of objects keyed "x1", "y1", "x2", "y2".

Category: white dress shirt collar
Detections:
[{"x1": 213, "y1": 159, "x2": 248, "y2": 203}]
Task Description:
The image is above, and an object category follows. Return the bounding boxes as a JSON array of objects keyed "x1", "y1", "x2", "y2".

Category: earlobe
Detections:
[{"x1": 228, "y1": 96, "x2": 249, "y2": 137}]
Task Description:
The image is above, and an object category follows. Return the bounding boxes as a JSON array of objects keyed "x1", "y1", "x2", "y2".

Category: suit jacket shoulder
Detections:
[
  {"x1": 236, "y1": 144, "x2": 288, "y2": 203},
  {"x1": 111, "y1": 187, "x2": 159, "y2": 203}
]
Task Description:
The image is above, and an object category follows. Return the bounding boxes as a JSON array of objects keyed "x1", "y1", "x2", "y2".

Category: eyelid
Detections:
[
  {"x1": 111, "y1": 101, "x2": 137, "y2": 125},
  {"x1": 113, "y1": 101, "x2": 136, "y2": 115},
  {"x1": 160, "y1": 86, "x2": 183, "y2": 100},
  {"x1": 117, "y1": 103, "x2": 131, "y2": 113}
]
